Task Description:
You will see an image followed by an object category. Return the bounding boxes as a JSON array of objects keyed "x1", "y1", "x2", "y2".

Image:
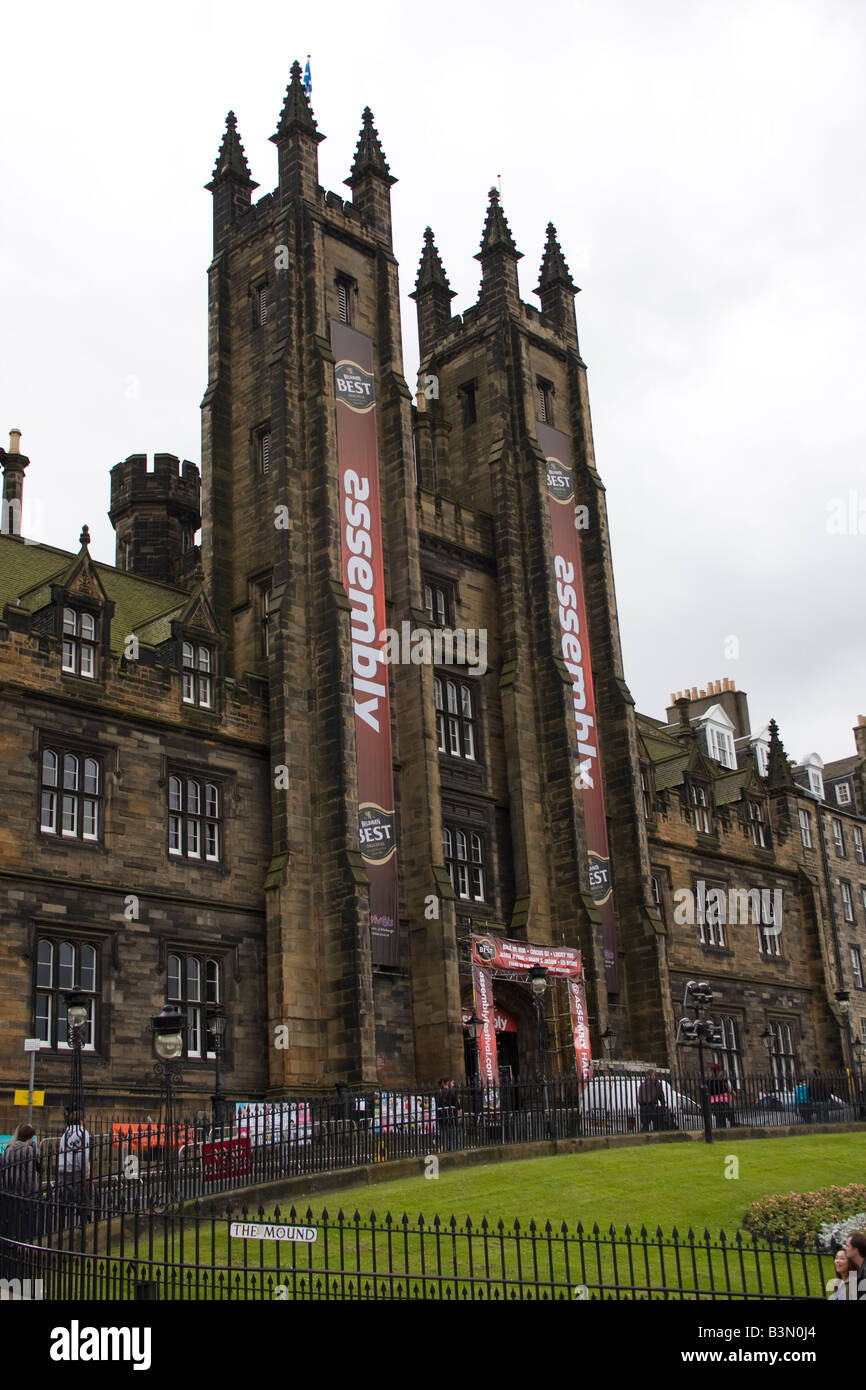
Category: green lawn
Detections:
[
  {"x1": 282, "y1": 1132, "x2": 864, "y2": 1236},
  {"x1": 93, "y1": 1133, "x2": 862, "y2": 1301}
]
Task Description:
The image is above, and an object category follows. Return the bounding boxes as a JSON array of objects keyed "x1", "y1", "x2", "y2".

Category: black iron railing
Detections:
[
  {"x1": 0, "y1": 1069, "x2": 861, "y2": 1217},
  {"x1": 0, "y1": 1191, "x2": 843, "y2": 1302}
]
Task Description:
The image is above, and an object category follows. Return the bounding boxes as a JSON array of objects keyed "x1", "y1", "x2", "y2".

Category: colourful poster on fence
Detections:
[
  {"x1": 537, "y1": 421, "x2": 620, "y2": 994},
  {"x1": 332, "y1": 320, "x2": 399, "y2": 966}
]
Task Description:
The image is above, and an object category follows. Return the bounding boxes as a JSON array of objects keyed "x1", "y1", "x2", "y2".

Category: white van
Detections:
[{"x1": 580, "y1": 1075, "x2": 701, "y2": 1131}]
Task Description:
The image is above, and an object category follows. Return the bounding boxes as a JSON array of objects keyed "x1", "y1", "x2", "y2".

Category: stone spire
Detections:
[
  {"x1": 766, "y1": 718, "x2": 795, "y2": 790},
  {"x1": 271, "y1": 59, "x2": 325, "y2": 200},
  {"x1": 474, "y1": 187, "x2": 522, "y2": 311},
  {"x1": 535, "y1": 223, "x2": 579, "y2": 339},
  {"x1": 208, "y1": 111, "x2": 257, "y2": 187},
  {"x1": 411, "y1": 228, "x2": 456, "y2": 357},
  {"x1": 206, "y1": 112, "x2": 258, "y2": 252},
  {"x1": 344, "y1": 107, "x2": 396, "y2": 242}
]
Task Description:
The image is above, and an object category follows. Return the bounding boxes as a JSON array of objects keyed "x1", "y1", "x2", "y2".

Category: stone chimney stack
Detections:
[{"x1": 0, "y1": 428, "x2": 30, "y2": 536}]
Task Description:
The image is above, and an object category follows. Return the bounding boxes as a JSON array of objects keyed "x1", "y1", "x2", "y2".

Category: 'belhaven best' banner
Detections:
[
  {"x1": 332, "y1": 321, "x2": 398, "y2": 966},
  {"x1": 536, "y1": 421, "x2": 620, "y2": 995},
  {"x1": 471, "y1": 933, "x2": 592, "y2": 1086}
]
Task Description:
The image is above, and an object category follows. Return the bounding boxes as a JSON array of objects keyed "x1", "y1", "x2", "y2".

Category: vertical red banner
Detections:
[
  {"x1": 332, "y1": 321, "x2": 399, "y2": 966},
  {"x1": 568, "y1": 977, "x2": 592, "y2": 1083},
  {"x1": 537, "y1": 422, "x2": 620, "y2": 994},
  {"x1": 471, "y1": 958, "x2": 499, "y2": 1091}
]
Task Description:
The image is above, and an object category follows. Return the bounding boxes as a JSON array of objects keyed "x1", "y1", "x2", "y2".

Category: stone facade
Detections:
[{"x1": 0, "y1": 67, "x2": 860, "y2": 1128}]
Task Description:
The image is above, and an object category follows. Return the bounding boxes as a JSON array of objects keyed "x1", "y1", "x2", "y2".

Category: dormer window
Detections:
[
  {"x1": 803, "y1": 753, "x2": 824, "y2": 800},
  {"x1": 835, "y1": 782, "x2": 852, "y2": 806},
  {"x1": 182, "y1": 642, "x2": 213, "y2": 709},
  {"x1": 701, "y1": 708, "x2": 736, "y2": 769},
  {"x1": 688, "y1": 781, "x2": 711, "y2": 834},
  {"x1": 755, "y1": 742, "x2": 770, "y2": 777},
  {"x1": 62, "y1": 607, "x2": 97, "y2": 678},
  {"x1": 748, "y1": 800, "x2": 767, "y2": 848}
]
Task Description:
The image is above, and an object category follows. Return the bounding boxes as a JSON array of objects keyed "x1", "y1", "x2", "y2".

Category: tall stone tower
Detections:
[{"x1": 201, "y1": 66, "x2": 667, "y2": 1091}]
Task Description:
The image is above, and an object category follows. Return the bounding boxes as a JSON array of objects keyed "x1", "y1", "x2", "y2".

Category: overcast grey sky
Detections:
[{"x1": 1, "y1": 0, "x2": 864, "y2": 764}]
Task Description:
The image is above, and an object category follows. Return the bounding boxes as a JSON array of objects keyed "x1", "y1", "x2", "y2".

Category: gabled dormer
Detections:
[
  {"x1": 169, "y1": 586, "x2": 223, "y2": 713},
  {"x1": 681, "y1": 740, "x2": 716, "y2": 835},
  {"x1": 797, "y1": 752, "x2": 825, "y2": 801},
  {"x1": 696, "y1": 703, "x2": 737, "y2": 770},
  {"x1": 750, "y1": 724, "x2": 771, "y2": 777},
  {"x1": 44, "y1": 527, "x2": 114, "y2": 682}
]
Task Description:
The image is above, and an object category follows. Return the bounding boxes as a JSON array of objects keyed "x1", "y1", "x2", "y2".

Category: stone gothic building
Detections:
[{"x1": 0, "y1": 65, "x2": 861, "y2": 1124}]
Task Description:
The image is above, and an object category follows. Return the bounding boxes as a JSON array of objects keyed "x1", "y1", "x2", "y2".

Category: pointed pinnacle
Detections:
[
  {"x1": 412, "y1": 227, "x2": 455, "y2": 297},
  {"x1": 345, "y1": 107, "x2": 396, "y2": 187},
  {"x1": 79, "y1": 525, "x2": 91, "y2": 550},
  {"x1": 474, "y1": 186, "x2": 522, "y2": 262},
  {"x1": 207, "y1": 111, "x2": 258, "y2": 189},
  {"x1": 271, "y1": 59, "x2": 325, "y2": 144},
  {"x1": 536, "y1": 222, "x2": 578, "y2": 294}
]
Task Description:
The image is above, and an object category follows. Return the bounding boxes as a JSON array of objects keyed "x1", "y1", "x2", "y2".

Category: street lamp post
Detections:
[
  {"x1": 207, "y1": 1005, "x2": 227, "y2": 1134},
  {"x1": 464, "y1": 1013, "x2": 484, "y2": 1083},
  {"x1": 63, "y1": 988, "x2": 90, "y2": 1125},
  {"x1": 150, "y1": 1005, "x2": 185, "y2": 1211},
  {"x1": 675, "y1": 981, "x2": 722, "y2": 1145}
]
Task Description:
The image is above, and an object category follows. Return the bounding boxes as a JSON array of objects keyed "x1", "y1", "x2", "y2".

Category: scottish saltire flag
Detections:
[{"x1": 303, "y1": 57, "x2": 312, "y2": 97}]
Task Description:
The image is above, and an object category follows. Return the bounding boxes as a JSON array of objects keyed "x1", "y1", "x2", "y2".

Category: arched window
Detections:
[
  {"x1": 443, "y1": 823, "x2": 487, "y2": 903},
  {"x1": 40, "y1": 744, "x2": 102, "y2": 841},
  {"x1": 165, "y1": 953, "x2": 223, "y2": 1060},
  {"x1": 61, "y1": 607, "x2": 98, "y2": 678},
  {"x1": 35, "y1": 937, "x2": 98, "y2": 1050},
  {"x1": 167, "y1": 772, "x2": 223, "y2": 864}
]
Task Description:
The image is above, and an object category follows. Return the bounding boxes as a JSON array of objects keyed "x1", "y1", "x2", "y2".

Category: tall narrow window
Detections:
[
  {"x1": 537, "y1": 378, "x2": 553, "y2": 424},
  {"x1": 798, "y1": 808, "x2": 813, "y2": 849},
  {"x1": 650, "y1": 874, "x2": 665, "y2": 923},
  {"x1": 424, "y1": 583, "x2": 448, "y2": 626},
  {"x1": 182, "y1": 643, "x2": 213, "y2": 709},
  {"x1": 35, "y1": 937, "x2": 98, "y2": 1051},
  {"x1": 854, "y1": 826, "x2": 864, "y2": 864},
  {"x1": 258, "y1": 581, "x2": 273, "y2": 658},
  {"x1": 768, "y1": 1021, "x2": 797, "y2": 1089},
  {"x1": 167, "y1": 953, "x2": 222, "y2": 1059},
  {"x1": 336, "y1": 276, "x2": 352, "y2": 324},
  {"x1": 459, "y1": 380, "x2": 477, "y2": 426},
  {"x1": 62, "y1": 608, "x2": 97, "y2": 679},
  {"x1": 257, "y1": 284, "x2": 268, "y2": 326},
  {"x1": 711, "y1": 1016, "x2": 742, "y2": 1084},
  {"x1": 434, "y1": 677, "x2": 477, "y2": 761},
  {"x1": 640, "y1": 768, "x2": 652, "y2": 819},
  {"x1": 689, "y1": 782, "x2": 711, "y2": 834},
  {"x1": 259, "y1": 430, "x2": 271, "y2": 477},
  {"x1": 840, "y1": 880, "x2": 855, "y2": 923},
  {"x1": 40, "y1": 745, "x2": 101, "y2": 842},
  {"x1": 748, "y1": 800, "x2": 767, "y2": 848},
  {"x1": 851, "y1": 947, "x2": 864, "y2": 990},
  {"x1": 443, "y1": 824, "x2": 486, "y2": 902},
  {"x1": 168, "y1": 773, "x2": 222, "y2": 863},
  {"x1": 832, "y1": 818, "x2": 846, "y2": 857}
]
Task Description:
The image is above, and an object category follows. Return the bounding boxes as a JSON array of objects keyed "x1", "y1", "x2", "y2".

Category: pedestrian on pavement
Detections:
[
  {"x1": 637, "y1": 1069, "x2": 665, "y2": 1132},
  {"x1": 707, "y1": 1064, "x2": 737, "y2": 1128},
  {"x1": 57, "y1": 1110, "x2": 91, "y2": 1236},
  {"x1": 828, "y1": 1247, "x2": 855, "y2": 1300},
  {"x1": 0, "y1": 1123, "x2": 42, "y2": 1242}
]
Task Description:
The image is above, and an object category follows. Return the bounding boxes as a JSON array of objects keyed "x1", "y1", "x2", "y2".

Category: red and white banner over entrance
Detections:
[
  {"x1": 332, "y1": 320, "x2": 399, "y2": 966},
  {"x1": 537, "y1": 420, "x2": 620, "y2": 994},
  {"x1": 470, "y1": 933, "x2": 592, "y2": 1089}
]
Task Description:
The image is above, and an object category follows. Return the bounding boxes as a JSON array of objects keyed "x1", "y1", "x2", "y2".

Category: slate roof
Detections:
[{"x1": 0, "y1": 534, "x2": 189, "y2": 656}]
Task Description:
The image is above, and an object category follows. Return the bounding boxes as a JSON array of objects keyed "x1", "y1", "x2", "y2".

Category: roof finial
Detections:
[
  {"x1": 536, "y1": 222, "x2": 578, "y2": 294},
  {"x1": 208, "y1": 110, "x2": 258, "y2": 189},
  {"x1": 412, "y1": 227, "x2": 454, "y2": 296},
  {"x1": 345, "y1": 107, "x2": 396, "y2": 187},
  {"x1": 79, "y1": 524, "x2": 91, "y2": 550},
  {"x1": 475, "y1": 186, "x2": 522, "y2": 262}
]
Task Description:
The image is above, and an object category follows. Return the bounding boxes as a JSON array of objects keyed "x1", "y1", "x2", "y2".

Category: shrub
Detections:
[
  {"x1": 742, "y1": 1184, "x2": 866, "y2": 1245},
  {"x1": 817, "y1": 1212, "x2": 866, "y2": 1253}
]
